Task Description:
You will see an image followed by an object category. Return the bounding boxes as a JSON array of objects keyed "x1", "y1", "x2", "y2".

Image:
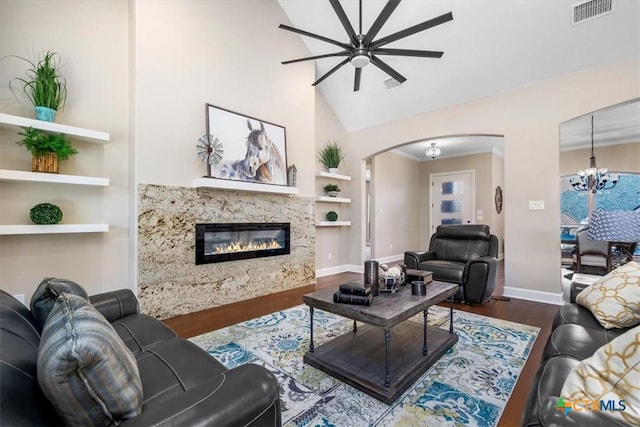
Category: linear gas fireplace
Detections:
[{"x1": 195, "y1": 223, "x2": 290, "y2": 265}]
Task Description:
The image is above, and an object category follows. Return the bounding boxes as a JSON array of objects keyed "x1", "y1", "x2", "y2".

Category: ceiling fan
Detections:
[{"x1": 279, "y1": 0, "x2": 453, "y2": 92}]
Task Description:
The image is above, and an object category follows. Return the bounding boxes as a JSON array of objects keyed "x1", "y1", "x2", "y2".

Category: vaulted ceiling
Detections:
[{"x1": 278, "y1": 0, "x2": 639, "y2": 139}]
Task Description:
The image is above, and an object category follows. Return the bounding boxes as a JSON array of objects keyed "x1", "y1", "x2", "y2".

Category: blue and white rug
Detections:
[{"x1": 190, "y1": 305, "x2": 539, "y2": 426}]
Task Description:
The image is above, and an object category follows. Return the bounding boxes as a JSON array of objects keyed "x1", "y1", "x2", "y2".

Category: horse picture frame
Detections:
[{"x1": 205, "y1": 103, "x2": 288, "y2": 186}]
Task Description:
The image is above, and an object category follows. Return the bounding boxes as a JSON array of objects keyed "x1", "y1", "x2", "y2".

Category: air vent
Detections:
[
  {"x1": 572, "y1": 0, "x2": 613, "y2": 25},
  {"x1": 382, "y1": 77, "x2": 402, "y2": 90}
]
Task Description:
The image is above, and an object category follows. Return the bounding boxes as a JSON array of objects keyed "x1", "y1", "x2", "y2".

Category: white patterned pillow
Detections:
[
  {"x1": 576, "y1": 261, "x2": 640, "y2": 329},
  {"x1": 561, "y1": 326, "x2": 640, "y2": 425},
  {"x1": 37, "y1": 293, "x2": 142, "y2": 426}
]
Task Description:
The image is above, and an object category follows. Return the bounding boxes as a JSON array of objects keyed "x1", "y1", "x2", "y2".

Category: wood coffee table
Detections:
[{"x1": 303, "y1": 281, "x2": 458, "y2": 404}]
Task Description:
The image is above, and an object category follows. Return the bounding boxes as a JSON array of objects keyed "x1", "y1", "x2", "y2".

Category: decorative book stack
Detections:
[{"x1": 333, "y1": 282, "x2": 373, "y2": 306}]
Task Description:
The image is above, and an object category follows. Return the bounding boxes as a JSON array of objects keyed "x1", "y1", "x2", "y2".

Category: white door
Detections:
[{"x1": 430, "y1": 171, "x2": 475, "y2": 234}]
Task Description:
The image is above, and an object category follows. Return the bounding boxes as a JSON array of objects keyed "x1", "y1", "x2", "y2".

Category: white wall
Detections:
[
  {"x1": 133, "y1": 0, "x2": 315, "y2": 197},
  {"x1": 0, "y1": 0, "x2": 131, "y2": 301},
  {"x1": 346, "y1": 62, "x2": 639, "y2": 296}
]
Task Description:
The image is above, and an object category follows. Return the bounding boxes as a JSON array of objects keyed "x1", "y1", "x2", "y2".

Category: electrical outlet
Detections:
[
  {"x1": 328, "y1": 252, "x2": 332, "y2": 260},
  {"x1": 389, "y1": 244, "x2": 393, "y2": 251}
]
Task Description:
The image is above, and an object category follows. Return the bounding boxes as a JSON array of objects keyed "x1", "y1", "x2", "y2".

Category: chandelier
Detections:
[
  {"x1": 570, "y1": 116, "x2": 618, "y2": 194},
  {"x1": 426, "y1": 142, "x2": 441, "y2": 159}
]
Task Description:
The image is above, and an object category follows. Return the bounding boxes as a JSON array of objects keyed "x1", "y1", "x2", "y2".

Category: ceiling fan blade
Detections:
[
  {"x1": 282, "y1": 51, "x2": 350, "y2": 65},
  {"x1": 373, "y1": 48, "x2": 443, "y2": 58},
  {"x1": 371, "y1": 11, "x2": 453, "y2": 49},
  {"x1": 312, "y1": 58, "x2": 350, "y2": 86},
  {"x1": 329, "y1": 0, "x2": 359, "y2": 47},
  {"x1": 361, "y1": 0, "x2": 401, "y2": 47},
  {"x1": 279, "y1": 24, "x2": 351, "y2": 50},
  {"x1": 370, "y1": 55, "x2": 406, "y2": 83},
  {"x1": 354, "y1": 67, "x2": 362, "y2": 92}
]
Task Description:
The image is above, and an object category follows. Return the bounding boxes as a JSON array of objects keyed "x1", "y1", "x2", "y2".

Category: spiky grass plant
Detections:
[
  {"x1": 318, "y1": 141, "x2": 345, "y2": 170},
  {"x1": 9, "y1": 51, "x2": 67, "y2": 110}
]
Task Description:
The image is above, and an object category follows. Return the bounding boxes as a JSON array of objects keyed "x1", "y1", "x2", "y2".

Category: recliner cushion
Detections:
[
  {"x1": 38, "y1": 293, "x2": 143, "y2": 426},
  {"x1": 431, "y1": 239, "x2": 489, "y2": 263},
  {"x1": 419, "y1": 260, "x2": 464, "y2": 284}
]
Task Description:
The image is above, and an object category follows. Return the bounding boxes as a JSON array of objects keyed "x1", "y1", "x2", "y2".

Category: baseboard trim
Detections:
[
  {"x1": 316, "y1": 255, "x2": 404, "y2": 277},
  {"x1": 502, "y1": 286, "x2": 564, "y2": 305}
]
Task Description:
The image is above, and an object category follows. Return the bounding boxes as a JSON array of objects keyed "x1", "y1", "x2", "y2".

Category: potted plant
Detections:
[
  {"x1": 17, "y1": 127, "x2": 77, "y2": 173},
  {"x1": 318, "y1": 141, "x2": 345, "y2": 173},
  {"x1": 9, "y1": 50, "x2": 67, "y2": 122},
  {"x1": 323, "y1": 183, "x2": 341, "y2": 197}
]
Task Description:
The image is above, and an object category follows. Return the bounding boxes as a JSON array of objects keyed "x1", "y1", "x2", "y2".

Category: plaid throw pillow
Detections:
[{"x1": 37, "y1": 293, "x2": 142, "y2": 426}]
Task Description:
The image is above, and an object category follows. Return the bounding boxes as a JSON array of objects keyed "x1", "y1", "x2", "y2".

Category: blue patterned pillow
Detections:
[
  {"x1": 37, "y1": 293, "x2": 142, "y2": 426},
  {"x1": 30, "y1": 277, "x2": 89, "y2": 329}
]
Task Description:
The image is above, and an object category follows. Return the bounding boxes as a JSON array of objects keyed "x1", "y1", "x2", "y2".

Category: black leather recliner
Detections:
[
  {"x1": 404, "y1": 224, "x2": 499, "y2": 304},
  {"x1": 0, "y1": 289, "x2": 282, "y2": 427}
]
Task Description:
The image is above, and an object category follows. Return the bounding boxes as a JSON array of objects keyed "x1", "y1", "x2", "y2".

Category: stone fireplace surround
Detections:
[{"x1": 138, "y1": 184, "x2": 315, "y2": 319}]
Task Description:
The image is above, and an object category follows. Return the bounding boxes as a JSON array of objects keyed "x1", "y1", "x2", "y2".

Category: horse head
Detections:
[{"x1": 243, "y1": 120, "x2": 273, "y2": 178}]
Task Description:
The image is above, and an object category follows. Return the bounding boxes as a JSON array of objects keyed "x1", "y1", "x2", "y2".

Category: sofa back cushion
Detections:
[
  {"x1": 576, "y1": 261, "x2": 640, "y2": 329},
  {"x1": 0, "y1": 290, "x2": 62, "y2": 426},
  {"x1": 38, "y1": 293, "x2": 143, "y2": 426},
  {"x1": 561, "y1": 326, "x2": 640, "y2": 426}
]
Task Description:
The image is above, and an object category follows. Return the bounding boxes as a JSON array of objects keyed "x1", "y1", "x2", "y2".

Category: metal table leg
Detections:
[
  {"x1": 309, "y1": 306, "x2": 314, "y2": 352},
  {"x1": 384, "y1": 328, "x2": 391, "y2": 387},
  {"x1": 423, "y1": 309, "x2": 428, "y2": 355},
  {"x1": 353, "y1": 319, "x2": 357, "y2": 333},
  {"x1": 449, "y1": 297, "x2": 454, "y2": 334}
]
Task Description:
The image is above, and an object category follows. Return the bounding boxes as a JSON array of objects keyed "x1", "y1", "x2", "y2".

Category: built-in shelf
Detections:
[
  {"x1": 0, "y1": 113, "x2": 110, "y2": 143},
  {"x1": 0, "y1": 169, "x2": 109, "y2": 186},
  {"x1": 316, "y1": 221, "x2": 351, "y2": 227},
  {"x1": 0, "y1": 224, "x2": 110, "y2": 235},
  {"x1": 315, "y1": 171, "x2": 352, "y2": 181},
  {"x1": 316, "y1": 196, "x2": 351, "y2": 203},
  {"x1": 193, "y1": 177, "x2": 298, "y2": 195}
]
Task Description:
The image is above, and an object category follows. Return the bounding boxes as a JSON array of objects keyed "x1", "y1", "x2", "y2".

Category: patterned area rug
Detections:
[{"x1": 190, "y1": 304, "x2": 539, "y2": 426}]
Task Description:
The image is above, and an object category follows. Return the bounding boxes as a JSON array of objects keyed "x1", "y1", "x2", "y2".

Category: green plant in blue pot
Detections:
[{"x1": 8, "y1": 50, "x2": 67, "y2": 122}]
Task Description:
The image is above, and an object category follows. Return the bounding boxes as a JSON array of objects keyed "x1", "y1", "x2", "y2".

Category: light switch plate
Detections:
[{"x1": 528, "y1": 200, "x2": 545, "y2": 210}]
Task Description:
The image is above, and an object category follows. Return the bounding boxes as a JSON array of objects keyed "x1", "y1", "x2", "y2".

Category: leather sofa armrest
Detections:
[
  {"x1": 118, "y1": 364, "x2": 281, "y2": 427},
  {"x1": 89, "y1": 289, "x2": 139, "y2": 322},
  {"x1": 538, "y1": 396, "x2": 626, "y2": 427},
  {"x1": 570, "y1": 282, "x2": 591, "y2": 304},
  {"x1": 404, "y1": 251, "x2": 434, "y2": 269}
]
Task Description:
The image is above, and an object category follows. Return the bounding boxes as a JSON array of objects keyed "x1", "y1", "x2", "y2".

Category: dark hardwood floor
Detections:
[{"x1": 163, "y1": 261, "x2": 556, "y2": 427}]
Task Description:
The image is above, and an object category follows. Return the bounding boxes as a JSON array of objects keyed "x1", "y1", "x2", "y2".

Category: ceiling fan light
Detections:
[{"x1": 350, "y1": 53, "x2": 370, "y2": 68}]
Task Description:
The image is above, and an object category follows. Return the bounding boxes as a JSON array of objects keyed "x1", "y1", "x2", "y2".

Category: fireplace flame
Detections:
[{"x1": 214, "y1": 239, "x2": 282, "y2": 254}]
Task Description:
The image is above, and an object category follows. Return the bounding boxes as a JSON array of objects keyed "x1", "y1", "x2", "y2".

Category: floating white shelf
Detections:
[
  {"x1": 316, "y1": 196, "x2": 351, "y2": 203},
  {"x1": 0, "y1": 113, "x2": 110, "y2": 143},
  {"x1": 315, "y1": 171, "x2": 352, "y2": 181},
  {"x1": 193, "y1": 177, "x2": 298, "y2": 195},
  {"x1": 0, "y1": 224, "x2": 109, "y2": 235},
  {"x1": 0, "y1": 169, "x2": 109, "y2": 186},
  {"x1": 316, "y1": 221, "x2": 351, "y2": 227}
]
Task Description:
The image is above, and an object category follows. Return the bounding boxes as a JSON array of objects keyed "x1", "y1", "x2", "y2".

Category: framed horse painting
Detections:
[{"x1": 204, "y1": 103, "x2": 288, "y2": 186}]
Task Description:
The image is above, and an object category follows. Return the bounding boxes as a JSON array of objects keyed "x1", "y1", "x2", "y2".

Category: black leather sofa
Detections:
[
  {"x1": 521, "y1": 282, "x2": 634, "y2": 427},
  {"x1": 404, "y1": 224, "x2": 499, "y2": 304},
  {"x1": 0, "y1": 288, "x2": 282, "y2": 427}
]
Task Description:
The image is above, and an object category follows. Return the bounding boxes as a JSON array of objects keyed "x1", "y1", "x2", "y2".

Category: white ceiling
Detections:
[{"x1": 277, "y1": 0, "x2": 640, "y2": 135}]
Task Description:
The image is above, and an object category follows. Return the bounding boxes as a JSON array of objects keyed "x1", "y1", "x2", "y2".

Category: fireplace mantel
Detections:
[{"x1": 193, "y1": 177, "x2": 298, "y2": 195}]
